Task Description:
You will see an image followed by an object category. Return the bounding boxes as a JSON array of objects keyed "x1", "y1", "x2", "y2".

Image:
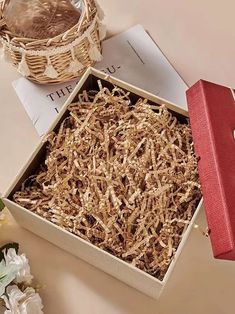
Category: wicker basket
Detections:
[{"x1": 0, "y1": 0, "x2": 106, "y2": 84}]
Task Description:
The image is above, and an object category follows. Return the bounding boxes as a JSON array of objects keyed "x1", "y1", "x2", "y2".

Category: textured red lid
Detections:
[{"x1": 186, "y1": 80, "x2": 235, "y2": 261}]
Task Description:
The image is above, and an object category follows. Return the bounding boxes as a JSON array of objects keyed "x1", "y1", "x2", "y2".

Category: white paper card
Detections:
[{"x1": 12, "y1": 25, "x2": 188, "y2": 137}]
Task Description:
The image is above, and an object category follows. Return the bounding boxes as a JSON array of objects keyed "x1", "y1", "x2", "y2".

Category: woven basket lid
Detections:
[{"x1": 187, "y1": 80, "x2": 235, "y2": 261}]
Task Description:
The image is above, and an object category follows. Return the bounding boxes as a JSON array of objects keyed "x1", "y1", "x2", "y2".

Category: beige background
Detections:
[{"x1": 1, "y1": 1, "x2": 235, "y2": 313}]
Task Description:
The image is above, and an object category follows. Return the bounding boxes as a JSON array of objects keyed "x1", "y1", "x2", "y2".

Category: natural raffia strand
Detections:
[{"x1": 13, "y1": 84, "x2": 201, "y2": 280}]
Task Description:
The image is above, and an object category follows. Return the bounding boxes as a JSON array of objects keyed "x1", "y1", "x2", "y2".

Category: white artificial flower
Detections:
[
  {"x1": 1, "y1": 284, "x2": 24, "y2": 313},
  {"x1": 1, "y1": 285, "x2": 44, "y2": 314},
  {"x1": 0, "y1": 261, "x2": 19, "y2": 297},
  {"x1": 4, "y1": 249, "x2": 33, "y2": 285}
]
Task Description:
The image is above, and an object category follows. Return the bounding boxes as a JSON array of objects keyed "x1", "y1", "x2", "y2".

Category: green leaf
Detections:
[
  {"x1": 0, "y1": 243, "x2": 19, "y2": 262},
  {"x1": 0, "y1": 199, "x2": 4, "y2": 212},
  {"x1": 0, "y1": 261, "x2": 19, "y2": 297}
]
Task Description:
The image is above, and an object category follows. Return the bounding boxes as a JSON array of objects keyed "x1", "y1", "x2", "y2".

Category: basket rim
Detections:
[
  {"x1": 0, "y1": 13, "x2": 101, "y2": 57},
  {"x1": 0, "y1": 0, "x2": 97, "y2": 44}
]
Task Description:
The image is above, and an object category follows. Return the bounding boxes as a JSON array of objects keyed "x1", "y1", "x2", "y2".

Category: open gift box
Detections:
[{"x1": 2, "y1": 68, "x2": 234, "y2": 299}]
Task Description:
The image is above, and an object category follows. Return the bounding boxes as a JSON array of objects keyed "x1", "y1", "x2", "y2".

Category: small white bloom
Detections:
[
  {"x1": 4, "y1": 249, "x2": 33, "y2": 285},
  {"x1": 1, "y1": 284, "x2": 24, "y2": 313},
  {"x1": 1, "y1": 285, "x2": 44, "y2": 314}
]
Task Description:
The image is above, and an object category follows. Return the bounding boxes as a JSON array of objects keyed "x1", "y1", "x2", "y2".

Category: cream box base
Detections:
[{"x1": 3, "y1": 68, "x2": 202, "y2": 299}]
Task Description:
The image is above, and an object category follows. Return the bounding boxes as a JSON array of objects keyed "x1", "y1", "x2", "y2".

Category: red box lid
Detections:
[{"x1": 187, "y1": 80, "x2": 235, "y2": 260}]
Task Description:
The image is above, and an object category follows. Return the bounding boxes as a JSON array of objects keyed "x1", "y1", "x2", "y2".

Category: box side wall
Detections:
[
  {"x1": 162, "y1": 199, "x2": 203, "y2": 283},
  {"x1": 90, "y1": 68, "x2": 189, "y2": 118},
  {"x1": 4, "y1": 199, "x2": 163, "y2": 299}
]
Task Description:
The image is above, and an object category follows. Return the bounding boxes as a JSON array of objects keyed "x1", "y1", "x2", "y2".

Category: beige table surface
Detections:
[{"x1": 1, "y1": 1, "x2": 235, "y2": 313}]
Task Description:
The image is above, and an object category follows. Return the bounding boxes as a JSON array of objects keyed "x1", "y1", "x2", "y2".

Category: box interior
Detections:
[
  {"x1": 6, "y1": 72, "x2": 200, "y2": 286},
  {"x1": 8, "y1": 73, "x2": 189, "y2": 199}
]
